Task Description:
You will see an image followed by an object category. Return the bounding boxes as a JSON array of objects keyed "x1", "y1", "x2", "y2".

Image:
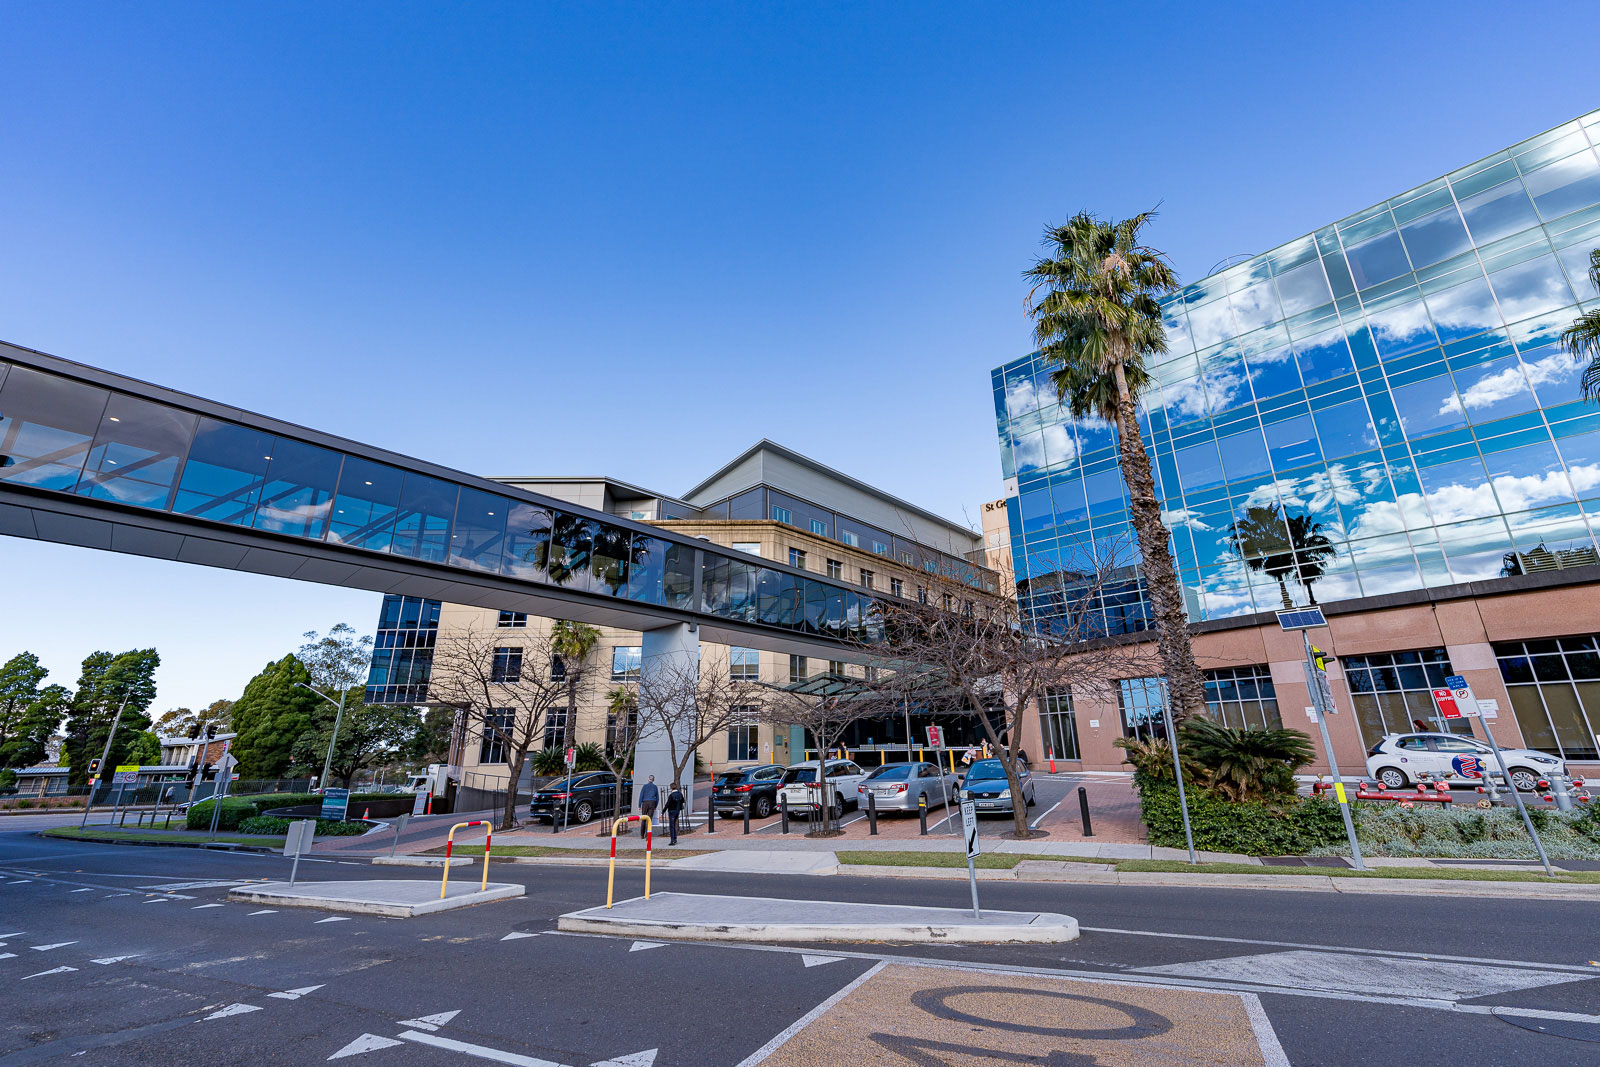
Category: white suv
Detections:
[
  {"x1": 1365, "y1": 732, "x2": 1564, "y2": 792},
  {"x1": 778, "y1": 760, "x2": 867, "y2": 819}
]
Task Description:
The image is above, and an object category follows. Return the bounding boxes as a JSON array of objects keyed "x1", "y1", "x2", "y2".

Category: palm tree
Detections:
[
  {"x1": 1227, "y1": 505, "x2": 1337, "y2": 608},
  {"x1": 550, "y1": 620, "x2": 600, "y2": 752},
  {"x1": 1178, "y1": 718, "x2": 1314, "y2": 802},
  {"x1": 1563, "y1": 248, "x2": 1600, "y2": 400},
  {"x1": 1025, "y1": 211, "x2": 1208, "y2": 723}
]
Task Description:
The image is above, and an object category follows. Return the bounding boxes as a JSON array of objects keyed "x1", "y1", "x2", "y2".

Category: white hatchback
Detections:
[
  {"x1": 778, "y1": 759, "x2": 868, "y2": 819},
  {"x1": 1364, "y1": 732, "x2": 1565, "y2": 792}
]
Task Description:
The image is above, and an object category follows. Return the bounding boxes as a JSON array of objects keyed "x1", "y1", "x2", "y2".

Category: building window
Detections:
[
  {"x1": 491, "y1": 647, "x2": 523, "y2": 683},
  {"x1": 942, "y1": 593, "x2": 954, "y2": 611},
  {"x1": 606, "y1": 703, "x2": 638, "y2": 757},
  {"x1": 479, "y1": 708, "x2": 513, "y2": 763},
  {"x1": 366, "y1": 595, "x2": 441, "y2": 705},
  {"x1": 732, "y1": 542, "x2": 761, "y2": 556},
  {"x1": 771, "y1": 505, "x2": 792, "y2": 525},
  {"x1": 550, "y1": 655, "x2": 566, "y2": 682},
  {"x1": 1342, "y1": 648, "x2": 1464, "y2": 746},
  {"x1": 826, "y1": 559, "x2": 842, "y2": 579},
  {"x1": 727, "y1": 706, "x2": 758, "y2": 762},
  {"x1": 872, "y1": 540, "x2": 889, "y2": 556},
  {"x1": 1040, "y1": 690, "x2": 1080, "y2": 760},
  {"x1": 789, "y1": 655, "x2": 808, "y2": 683},
  {"x1": 789, "y1": 548, "x2": 806, "y2": 569},
  {"x1": 963, "y1": 599, "x2": 975, "y2": 616},
  {"x1": 1204, "y1": 667, "x2": 1283, "y2": 730},
  {"x1": 1494, "y1": 637, "x2": 1600, "y2": 761},
  {"x1": 860, "y1": 568, "x2": 874, "y2": 589},
  {"x1": 1118, "y1": 677, "x2": 1169, "y2": 741},
  {"x1": 827, "y1": 660, "x2": 845, "y2": 676},
  {"x1": 890, "y1": 578, "x2": 904, "y2": 598},
  {"x1": 610, "y1": 646, "x2": 642, "y2": 682},
  {"x1": 840, "y1": 529, "x2": 859, "y2": 548},
  {"x1": 730, "y1": 646, "x2": 760, "y2": 682},
  {"x1": 496, "y1": 611, "x2": 527, "y2": 628},
  {"x1": 809, "y1": 518, "x2": 828, "y2": 536},
  {"x1": 543, "y1": 707, "x2": 568, "y2": 750},
  {"x1": 865, "y1": 665, "x2": 878, "y2": 683},
  {"x1": 917, "y1": 586, "x2": 927, "y2": 604}
]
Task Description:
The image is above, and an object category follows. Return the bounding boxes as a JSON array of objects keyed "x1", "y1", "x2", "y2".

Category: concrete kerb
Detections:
[
  {"x1": 559, "y1": 892, "x2": 1079, "y2": 944},
  {"x1": 227, "y1": 878, "x2": 525, "y2": 917},
  {"x1": 372, "y1": 855, "x2": 473, "y2": 868}
]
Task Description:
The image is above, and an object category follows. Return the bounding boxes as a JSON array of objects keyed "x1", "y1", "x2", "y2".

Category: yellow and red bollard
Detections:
[
  {"x1": 439, "y1": 820, "x2": 492, "y2": 899},
  {"x1": 606, "y1": 814, "x2": 653, "y2": 908}
]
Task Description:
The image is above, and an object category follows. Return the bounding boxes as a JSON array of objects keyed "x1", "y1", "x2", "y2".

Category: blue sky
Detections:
[{"x1": 2, "y1": 1, "x2": 1596, "y2": 713}]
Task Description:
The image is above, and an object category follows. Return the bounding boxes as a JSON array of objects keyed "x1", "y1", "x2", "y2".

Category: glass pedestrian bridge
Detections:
[{"x1": 0, "y1": 340, "x2": 892, "y2": 658}]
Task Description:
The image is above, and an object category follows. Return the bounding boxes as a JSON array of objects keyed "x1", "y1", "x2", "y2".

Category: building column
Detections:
[{"x1": 633, "y1": 622, "x2": 699, "y2": 821}]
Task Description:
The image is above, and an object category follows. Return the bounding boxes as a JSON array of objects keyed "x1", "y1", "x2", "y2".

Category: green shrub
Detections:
[
  {"x1": 1178, "y1": 720, "x2": 1314, "y2": 802},
  {"x1": 1138, "y1": 781, "x2": 1346, "y2": 855},
  {"x1": 1318, "y1": 803, "x2": 1600, "y2": 860},
  {"x1": 238, "y1": 815, "x2": 368, "y2": 837},
  {"x1": 185, "y1": 797, "x2": 257, "y2": 831},
  {"x1": 184, "y1": 790, "x2": 400, "y2": 830}
]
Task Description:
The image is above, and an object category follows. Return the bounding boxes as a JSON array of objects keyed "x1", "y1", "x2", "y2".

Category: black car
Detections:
[
  {"x1": 711, "y1": 764, "x2": 786, "y2": 818},
  {"x1": 529, "y1": 772, "x2": 631, "y2": 825}
]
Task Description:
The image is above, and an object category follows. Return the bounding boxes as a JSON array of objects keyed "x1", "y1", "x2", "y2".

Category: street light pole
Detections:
[
  {"x1": 296, "y1": 683, "x2": 348, "y2": 791},
  {"x1": 81, "y1": 696, "x2": 130, "y2": 828}
]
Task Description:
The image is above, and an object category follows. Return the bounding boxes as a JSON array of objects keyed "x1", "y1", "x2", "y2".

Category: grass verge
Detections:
[
  {"x1": 1113, "y1": 859, "x2": 1600, "y2": 884},
  {"x1": 44, "y1": 826, "x2": 278, "y2": 847},
  {"x1": 836, "y1": 850, "x2": 1024, "y2": 870},
  {"x1": 429, "y1": 844, "x2": 713, "y2": 859}
]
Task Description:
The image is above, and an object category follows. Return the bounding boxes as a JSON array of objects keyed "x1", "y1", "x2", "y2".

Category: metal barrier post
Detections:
[
  {"x1": 918, "y1": 794, "x2": 928, "y2": 836},
  {"x1": 743, "y1": 802, "x2": 750, "y2": 835},
  {"x1": 867, "y1": 790, "x2": 877, "y2": 835},
  {"x1": 1078, "y1": 786, "x2": 1094, "y2": 837},
  {"x1": 644, "y1": 815, "x2": 652, "y2": 899},
  {"x1": 707, "y1": 796, "x2": 716, "y2": 835},
  {"x1": 607, "y1": 817, "x2": 626, "y2": 908},
  {"x1": 439, "y1": 820, "x2": 489, "y2": 900},
  {"x1": 390, "y1": 812, "x2": 410, "y2": 858},
  {"x1": 779, "y1": 794, "x2": 789, "y2": 834}
]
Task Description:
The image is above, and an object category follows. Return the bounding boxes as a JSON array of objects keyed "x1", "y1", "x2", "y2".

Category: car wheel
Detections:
[
  {"x1": 753, "y1": 795, "x2": 773, "y2": 819},
  {"x1": 830, "y1": 799, "x2": 844, "y2": 821},
  {"x1": 571, "y1": 800, "x2": 593, "y2": 825},
  {"x1": 1376, "y1": 766, "x2": 1408, "y2": 790},
  {"x1": 1026, "y1": 790, "x2": 1036, "y2": 808},
  {"x1": 1508, "y1": 768, "x2": 1540, "y2": 792}
]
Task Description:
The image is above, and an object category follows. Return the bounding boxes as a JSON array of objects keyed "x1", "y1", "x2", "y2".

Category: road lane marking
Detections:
[
  {"x1": 31, "y1": 941, "x2": 78, "y2": 951},
  {"x1": 397, "y1": 1010, "x2": 460, "y2": 1031},
  {"x1": 501, "y1": 932, "x2": 538, "y2": 941},
  {"x1": 269, "y1": 985, "x2": 324, "y2": 1000},
  {"x1": 314, "y1": 917, "x2": 351, "y2": 924},
  {"x1": 1027, "y1": 797, "x2": 1065, "y2": 829},
  {"x1": 192, "y1": 904, "x2": 225, "y2": 910},
  {"x1": 90, "y1": 956, "x2": 140, "y2": 965},
  {"x1": 734, "y1": 961, "x2": 885, "y2": 1067},
  {"x1": 801, "y1": 955, "x2": 842, "y2": 968},
  {"x1": 202, "y1": 1004, "x2": 262, "y2": 1021},
  {"x1": 69, "y1": 888, "x2": 94, "y2": 893},
  {"x1": 1137, "y1": 950, "x2": 1586, "y2": 1001},
  {"x1": 329, "y1": 1033, "x2": 405, "y2": 1059},
  {"x1": 0, "y1": 953, "x2": 16, "y2": 960},
  {"x1": 21, "y1": 966, "x2": 77, "y2": 980},
  {"x1": 1241, "y1": 993, "x2": 1290, "y2": 1067},
  {"x1": 249, "y1": 910, "x2": 277, "y2": 915},
  {"x1": 589, "y1": 1051, "x2": 656, "y2": 1067},
  {"x1": 628, "y1": 941, "x2": 663, "y2": 952},
  {"x1": 397, "y1": 1029, "x2": 566, "y2": 1065}
]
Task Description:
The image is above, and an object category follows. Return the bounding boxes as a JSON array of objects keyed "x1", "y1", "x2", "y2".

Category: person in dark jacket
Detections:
[
  {"x1": 664, "y1": 782, "x2": 686, "y2": 845},
  {"x1": 638, "y1": 775, "x2": 659, "y2": 839}
]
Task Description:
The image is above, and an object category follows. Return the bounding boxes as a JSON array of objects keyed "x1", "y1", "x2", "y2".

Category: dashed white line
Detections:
[
  {"x1": 70, "y1": 888, "x2": 94, "y2": 894},
  {"x1": 31, "y1": 941, "x2": 78, "y2": 952},
  {"x1": 248, "y1": 910, "x2": 277, "y2": 916},
  {"x1": 314, "y1": 917, "x2": 351, "y2": 924},
  {"x1": 191, "y1": 904, "x2": 224, "y2": 910}
]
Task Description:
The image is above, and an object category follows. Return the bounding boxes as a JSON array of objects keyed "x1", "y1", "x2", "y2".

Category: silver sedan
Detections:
[{"x1": 855, "y1": 762, "x2": 961, "y2": 813}]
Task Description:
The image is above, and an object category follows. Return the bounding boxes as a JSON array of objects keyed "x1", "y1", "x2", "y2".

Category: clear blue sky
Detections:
[{"x1": 2, "y1": 1, "x2": 1595, "y2": 713}]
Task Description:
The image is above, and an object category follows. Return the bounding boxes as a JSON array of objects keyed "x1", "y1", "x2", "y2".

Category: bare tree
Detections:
[
  {"x1": 634, "y1": 648, "x2": 768, "y2": 804},
  {"x1": 426, "y1": 627, "x2": 575, "y2": 831},
  {"x1": 852, "y1": 537, "x2": 1160, "y2": 838},
  {"x1": 762, "y1": 674, "x2": 898, "y2": 834}
]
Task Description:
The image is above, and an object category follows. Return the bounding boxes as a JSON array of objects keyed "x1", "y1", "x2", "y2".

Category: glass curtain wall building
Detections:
[{"x1": 994, "y1": 110, "x2": 1600, "y2": 634}]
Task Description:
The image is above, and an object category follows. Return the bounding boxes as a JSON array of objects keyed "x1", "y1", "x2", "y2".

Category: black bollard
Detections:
[
  {"x1": 707, "y1": 795, "x2": 716, "y2": 835},
  {"x1": 780, "y1": 794, "x2": 790, "y2": 834},
  {"x1": 918, "y1": 794, "x2": 928, "y2": 836},
  {"x1": 743, "y1": 800, "x2": 751, "y2": 835},
  {"x1": 867, "y1": 790, "x2": 878, "y2": 835},
  {"x1": 1078, "y1": 785, "x2": 1094, "y2": 837}
]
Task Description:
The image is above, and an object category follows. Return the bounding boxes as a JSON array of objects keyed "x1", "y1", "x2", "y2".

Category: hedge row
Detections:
[
  {"x1": 1137, "y1": 782, "x2": 1347, "y2": 855},
  {"x1": 237, "y1": 815, "x2": 369, "y2": 837},
  {"x1": 186, "y1": 791, "x2": 395, "y2": 831}
]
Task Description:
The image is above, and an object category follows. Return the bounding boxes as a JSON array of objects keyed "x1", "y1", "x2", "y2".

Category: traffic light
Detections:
[
  {"x1": 88, "y1": 758, "x2": 102, "y2": 778},
  {"x1": 200, "y1": 762, "x2": 215, "y2": 782},
  {"x1": 184, "y1": 761, "x2": 200, "y2": 788},
  {"x1": 1311, "y1": 645, "x2": 1330, "y2": 672}
]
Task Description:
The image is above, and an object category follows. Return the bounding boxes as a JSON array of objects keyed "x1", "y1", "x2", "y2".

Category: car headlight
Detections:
[{"x1": 997, "y1": 788, "x2": 1010, "y2": 800}]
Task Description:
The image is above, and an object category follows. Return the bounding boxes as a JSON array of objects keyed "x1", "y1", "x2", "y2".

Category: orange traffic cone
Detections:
[{"x1": 363, "y1": 807, "x2": 370, "y2": 819}]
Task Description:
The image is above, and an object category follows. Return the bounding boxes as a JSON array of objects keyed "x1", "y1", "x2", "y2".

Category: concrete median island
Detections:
[
  {"x1": 227, "y1": 878, "x2": 524, "y2": 917},
  {"x1": 558, "y1": 891, "x2": 1078, "y2": 944}
]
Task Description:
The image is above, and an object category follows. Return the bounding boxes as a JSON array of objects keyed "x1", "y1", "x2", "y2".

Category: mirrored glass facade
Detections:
[{"x1": 994, "y1": 110, "x2": 1600, "y2": 633}]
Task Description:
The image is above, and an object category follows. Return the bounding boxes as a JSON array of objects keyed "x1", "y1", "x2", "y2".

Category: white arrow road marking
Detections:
[
  {"x1": 397, "y1": 1010, "x2": 460, "y2": 1031},
  {"x1": 315, "y1": 917, "x2": 351, "y2": 924},
  {"x1": 22, "y1": 966, "x2": 77, "y2": 980},
  {"x1": 7, "y1": 879, "x2": 31, "y2": 884},
  {"x1": 398, "y1": 1030, "x2": 568, "y2": 1066},
  {"x1": 500, "y1": 932, "x2": 538, "y2": 941},
  {"x1": 269, "y1": 985, "x2": 325, "y2": 1000},
  {"x1": 590, "y1": 1050, "x2": 657, "y2": 1067},
  {"x1": 192, "y1": 904, "x2": 225, "y2": 910},
  {"x1": 249, "y1": 910, "x2": 277, "y2": 916},
  {"x1": 202, "y1": 1004, "x2": 262, "y2": 1021},
  {"x1": 90, "y1": 956, "x2": 140, "y2": 965},
  {"x1": 144, "y1": 898, "x2": 169, "y2": 904},
  {"x1": 628, "y1": 941, "x2": 664, "y2": 952},
  {"x1": 329, "y1": 1033, "x2": 405, "y2": 1059},
  {"x1": 70, "y1": 888, "x2": 94, "y2": 893},
  {"x1": 800, "y1": 954, "x2": 843, "y2": 968},
  {"x1": 0, "y1": 932, "x2": 23, "y2": 938},
  {"x1": 31, "y1": 942, "x2": 78, "y2": 952},
  {"x1": 105, "y1": 892, "x2": 133, "y2": 898},
  {"x1": 0, "y1": 953, "x2": 17, "y2": 960}
]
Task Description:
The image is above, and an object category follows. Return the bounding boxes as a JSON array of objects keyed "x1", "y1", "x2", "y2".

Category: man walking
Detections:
[
  {"x1": 664, "y1": 781, "x2": 685, "y2": 845},
  {"x1": 638, "y1": 774, "x2": 659, "y2": 839}
]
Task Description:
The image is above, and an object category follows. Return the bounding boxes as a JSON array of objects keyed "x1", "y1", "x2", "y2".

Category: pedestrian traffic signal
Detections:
[
  {"x1": 184, "y1": 762, "x2": 200, "y2": 787},
  {"x1": 1311, "y1": 645, "x2": 1330, "y2": 672}
]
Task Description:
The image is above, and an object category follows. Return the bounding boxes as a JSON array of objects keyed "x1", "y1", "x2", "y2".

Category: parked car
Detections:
[
  {"x1": 778, "y1": 759, "x2": 868, "y2": 819},
  {"x1": 1365, "y1": 733, "x2": 1564, "y2": 792},
  {"x1": 711, "y1": 764, "x2": 786, "y2": 818},
  {"x1": 529, "y1": 771, "x2": 631, "y2": 825},
  {"x1": 856, "y1": 761, "x2": 960, "y2": 813},
  {"x1": 960, "y1": 758, "x2": 1036, "y2": 814}
]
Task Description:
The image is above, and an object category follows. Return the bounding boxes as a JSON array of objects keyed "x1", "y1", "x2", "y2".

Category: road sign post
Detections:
[
  {"x1": 284, "y1": 818, "x2": 315, "y2": 886},
  {"x1": 320, "y1": 786, "x2": 351, "y2": 822},
  {"x1": 1278, "y1": 609, "x2": 1368, "y2": 871},
  {"x1": 206, "y1": 746, "x2": 237, "y2": 839},
  {"x1": 1440, "y1": 675, "x2": 1553, "y2": 876},
  {"x1": 959, "y1": 791, "x2": 981, "y2": 919}
]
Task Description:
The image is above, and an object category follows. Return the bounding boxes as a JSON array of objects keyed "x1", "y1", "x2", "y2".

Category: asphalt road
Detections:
[{"x1": 4, "y1": 823, "x2": 1600, "y2": 1066}]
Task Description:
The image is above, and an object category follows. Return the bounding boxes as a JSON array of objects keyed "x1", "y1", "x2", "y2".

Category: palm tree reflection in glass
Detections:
[{"x1": 1227, "y1": 504, "x2": 1337, "y2": 608}]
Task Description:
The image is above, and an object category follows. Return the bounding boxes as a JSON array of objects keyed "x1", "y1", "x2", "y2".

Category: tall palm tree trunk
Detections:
[{"x1": 1111, "y1": 361, "x2": 1208, "y2": 724}]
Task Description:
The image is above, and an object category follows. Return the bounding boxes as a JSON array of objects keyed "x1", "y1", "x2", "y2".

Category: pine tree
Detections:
[
  {"x1": 0, "y1": 652, "x2": 51, "y2": 762},
  {"x1": 230, "y1": 655, "x2": 319, "y2": 778},
  {"x1": 62, "y1": 649, "x2": 160, "y2": 785}
]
